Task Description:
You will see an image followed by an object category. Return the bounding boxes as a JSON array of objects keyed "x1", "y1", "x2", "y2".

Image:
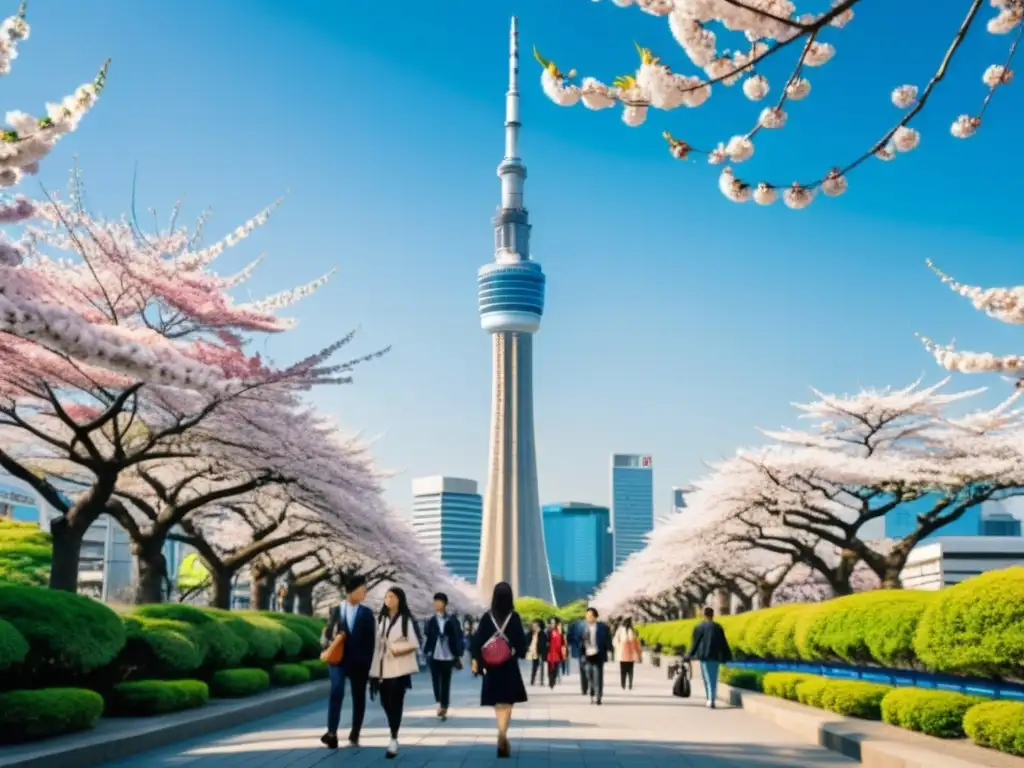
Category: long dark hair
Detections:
[
  {"x1": 490, "y1": 581, "x2": 514, "y2": 624},
  {"x1": 379, "y1": 585, "x2": 418, "y2": 640}
]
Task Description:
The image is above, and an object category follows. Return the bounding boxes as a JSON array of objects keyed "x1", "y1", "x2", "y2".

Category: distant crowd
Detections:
[{"x1": 317, "y1": 576, "x2": 732, "y2": 760}]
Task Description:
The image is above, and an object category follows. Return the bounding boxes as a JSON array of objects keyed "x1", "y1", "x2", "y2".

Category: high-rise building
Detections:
[
  {"x1": 476, "y1": 17, "x2": 555, "y2": 603},
  {"x1": 656, "y1": 486, "x2": 688, "y2": 528},
  {"x1": 542, "y1": 502, "x2": 613, "y2": 605},
  {"x1": 412, "y1": 476, "x2": 483, "y2": 583},
  {"x1": 610, "y1": 454, "x2": 654, "y2": 567},
  {"x1": 981, "y1": 511, "x2": 1022, "y2": 537}
]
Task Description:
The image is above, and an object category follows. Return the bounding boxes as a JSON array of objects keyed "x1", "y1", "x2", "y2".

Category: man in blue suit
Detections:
[
  {"x1": 321, "y1": 574, "x2": 376, "y2": 749},
  {"x1": 582, "y1": 607, "x2": 613, "y2": 705},
  {"x1": 422, "y1": 591, "x2": 465, "y2": 721}
]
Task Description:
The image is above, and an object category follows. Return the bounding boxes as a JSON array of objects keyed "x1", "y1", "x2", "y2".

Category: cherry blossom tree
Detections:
[
  {"x1": 534, "y1": 0, "x2": 1019, "y2": 209},
  {"x1": 919, "y1": 262, "x2": 1024, "y2": 384},
  {"x1": 0, "y1": 2, "x2": 108, "y2": 198},
  {"x1": 746, "y1": 379, "x2": 1024, "y2": 586},
  {"x1": 0, "y1": 177, "x2": 386, "y2": 591}
]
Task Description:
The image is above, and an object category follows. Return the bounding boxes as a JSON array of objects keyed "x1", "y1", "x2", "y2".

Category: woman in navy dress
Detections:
[{"x1": 470, "y1": 581, "x2": 527, "y2": 758}]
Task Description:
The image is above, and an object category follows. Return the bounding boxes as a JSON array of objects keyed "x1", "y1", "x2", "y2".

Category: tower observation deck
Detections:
[{"x1": 475, "y1": 16, "x2": 556, "y2": 604}]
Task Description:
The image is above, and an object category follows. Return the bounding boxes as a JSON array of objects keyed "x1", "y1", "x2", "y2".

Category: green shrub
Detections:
[
  {"x1": 133, "y1": 604, "x2": 246, "y2": 670},
  {"x1": 0, "y1": 617, "x2": 28, "y2": 673},
  {"x1": 106, "y1": 679, "x2": 209, "y2": 716},
  {"x1": 742, "y1": 606, "x2": 794, "y2": 659},
  {"x1": 795, "y1": 676, "x2": 830, "y2": 708},
  {"x1": 963, "y1": 700, "x2": 1024, "y2": 757},
  {"x1": 0, "y1": 521, "x2": 52, "y2": 586},
  {"x1": 119, "y1": 616, "x2": 204, "y2": 679},
  {"x1": 270, "y1": 662, "x2": 312, "y2": 686},
  {"x1": 770, "y1": 604, "x2": 816, "y2": 660},
  {"x1": 0, "y1": 583, "x2": 125, "y2": 682},
  {"x1": 204, "y1": 610, "x2": 280, "y2": 666},
  {"x1": 818, "y1": 680, "x2": 892, "y2": 720},
  {"x1": 209, "y1": 667, "x2": 271, "y2": 698},
  {"x1": 881, "y1": 688, "x2": 983, "y2": 738},
  {"x1": 300, "y1": 659, "x2": 329, "y2": 680},
  {"x1": 763, "y1": 672, "x2": 814, "y2": 701},
  {"x1": 261, "y1": 612, "x2": 322, "y2": 660},
  {"x1": 558, "y1": 600, "x2": 589, "y2": 623},
  {"x1": 802, "y1": 591, "x2": 934, "y2": 667},
  {"x1": 915, "y1": 568, "x2": 1024, "y2": 679},
  {"x1": 0, "y1": 687, "x2": 104, "y2": 743},
  {"x1": 514, "y1": 597, "x2": 560, "y2": 624},
  {"x1": 719, "y1": 666, "x2": 764, "y2": 692}
]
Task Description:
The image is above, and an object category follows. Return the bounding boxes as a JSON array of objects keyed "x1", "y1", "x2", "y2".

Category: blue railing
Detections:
[{"x1": 726, "y1": 659, "x2": 1024, "y2": 701}]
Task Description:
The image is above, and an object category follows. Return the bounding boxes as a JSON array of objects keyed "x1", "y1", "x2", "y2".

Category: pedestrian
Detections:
[
  {"x1": 613, "y1": 618, "x2": 642, "y2": 690},
  {"x1": 370, "y1": 586, "x2": 421, "y2": 759},
  {"x1": 320, "y1": 574, "x2": 376, "y2": 750},
  {"x1": 570, "y1": 619, "x2": 589, "y2": 696},
  {"x1": 684, "y1": 606, "x2": 733, "y2": 709},
  {"x1": 555, "y1": 619, "x2": 569, "y2": 675},
  {"x1": 545, "y1": 617, "x2": 565, "y2": 689},
  {"x1": 471, "y1": 581, "x2": 528, "y2": 759},
  {"x1": 582, "y1": 607, "x2": 613, "y2": 705},
  {"x1": 423, "y1": 591, "x2": 464, "y2": 721},
  {"x1": 526, "y1": 619, "x2": 548, "y2": 686}
]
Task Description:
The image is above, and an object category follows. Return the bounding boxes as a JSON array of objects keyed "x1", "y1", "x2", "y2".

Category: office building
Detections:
[
  {"x1": 885, "y1": 494, "x2": 1021, "y2": 541},
  {"x1": 476, "y1": 17, "x2": 555, "y2": 603},
  {"x1": 982, "y1": 511, "x2": 1022, "y2": 537},
  {"x1": 610, "y1": 454, "x2": 654, "y2": 567},
  {"x1": 656, "y1": 486, "x2": 688, "y2": 528},
  {"x1": 542, "y1": 502, "x2": 613, "y2": 605},
  {"x1": 901, "y1": 536, "x2": 1024, "y2": 590},
  {"x1": 412, "y1": 476, "x2": 483, "y2": 583}
]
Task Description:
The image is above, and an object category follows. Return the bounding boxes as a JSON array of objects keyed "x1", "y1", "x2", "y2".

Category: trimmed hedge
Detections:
[
  {"x1": 270, "y1": 662, "x2": 311, "y2": 686},
  {"x1": 134, "y1": 604, "x2": 247, "y2": 671},
  {"x1": 881, "y1": 688, "x2": 983, "y2": 739},
  {"x1": 0, "y1": 520, "x2": 52, "y2": 586},
  {"x1": 963, "y1": 700, "x2": 1024, "y2": 756},
  {"x1": 719, "y1": 666, "x2": 763, "y2": 692},
  {"x1": 638, "y1": 568, "x2": 1024, "y2": 681},
  {"x1": 209, "y1": 667, "x2": 271, "y2": 698},
  {"x1": 819, "y1": 680, "x2": 892, "y2": 719},
  {"x1": 0, "y1": 617, "x2": 29, "y2": 672},
  {"x1": 300, "y1": 659, "x2": 329, "y2": 680},
  {"x1": 262, "y1": 612, "x2": 324, "y2": 660},
  {"x1": 762, "y1": 672, "x2": 813, "y2": 702},
  {"x1": 106, "y1": 679, "x2": 209, "y2": 716},
  {"x1": 0, "y1": 687, "x2": 105, "y2": 743},
  {"x1": 915, "y1": 568, "x2": 1024, "y2": 680},
  {"x1": 0, "y1": 583, "x2": 125, "y2": 682},
  {"x1": 120, "y1": 616, "x2": 205, "y2": 679}
]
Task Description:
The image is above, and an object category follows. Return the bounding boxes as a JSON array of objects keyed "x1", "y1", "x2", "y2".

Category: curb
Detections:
[
  {"x1": 0, "y1": 680, "x2": 330, "y2": 768},
  {"x1": 717, "y1": 683, "x2": 1018, "y2": 768}
]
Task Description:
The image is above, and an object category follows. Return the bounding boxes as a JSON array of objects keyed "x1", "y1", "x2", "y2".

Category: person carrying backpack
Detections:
[{"x1": 470, "y1": 581, "x2": 527, "y2": 759}]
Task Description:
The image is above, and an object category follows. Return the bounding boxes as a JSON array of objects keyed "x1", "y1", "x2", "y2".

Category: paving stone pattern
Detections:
[{"x1": 100, "y1": 662, "x2": 855, "y2": 767}]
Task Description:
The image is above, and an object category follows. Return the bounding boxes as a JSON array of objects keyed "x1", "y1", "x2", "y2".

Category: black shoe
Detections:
[
  {"x1": 348, "y1": 733, "x2": 360, "y2": 747},
  {"x1": 321, "y1": 731, "x2": 338, "y2": 749},
  {"x1": 440, "y1": 709, "x2": 448, "y2": 722},
  {"x1": 596, "y1": 699, "x2": 602, "y2": 705}
]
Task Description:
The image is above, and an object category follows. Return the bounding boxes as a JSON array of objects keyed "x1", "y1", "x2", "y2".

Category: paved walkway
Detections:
[{"x1": 101, "y1": 663, "x2": 855, "y2": 767}]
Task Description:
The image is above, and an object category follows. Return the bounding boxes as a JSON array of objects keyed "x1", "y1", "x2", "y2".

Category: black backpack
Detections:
[{"x1": 672, "y1": 662, "x2": 692, "y2": 698}]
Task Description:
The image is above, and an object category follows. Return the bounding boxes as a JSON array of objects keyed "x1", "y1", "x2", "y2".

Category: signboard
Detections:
[{"x1": 641, "y1": 456, "x2": 652, "y2": 468}]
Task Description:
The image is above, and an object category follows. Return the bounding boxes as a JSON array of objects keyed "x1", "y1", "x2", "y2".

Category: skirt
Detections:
[{"x1": 480, "y1": 660, "x2": 528, "y2": 706}]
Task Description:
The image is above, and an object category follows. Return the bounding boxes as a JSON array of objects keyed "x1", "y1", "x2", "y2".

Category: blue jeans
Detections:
[
  {"x1": 327, "y1": 664, "x2": 368, "y2": 737},
  {"x1": 700, "y1": 661, "x2": 720, "y2": 702}
]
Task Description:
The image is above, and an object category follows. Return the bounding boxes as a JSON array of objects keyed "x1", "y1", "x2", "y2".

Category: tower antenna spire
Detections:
[{"x1": 504, "y1": 16, "x2": 521, "y2": 162}]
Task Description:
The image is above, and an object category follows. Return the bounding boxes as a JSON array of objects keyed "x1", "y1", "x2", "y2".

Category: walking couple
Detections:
[{"x1": 319, "y1": 578, "x2": 465, "y2": 759}]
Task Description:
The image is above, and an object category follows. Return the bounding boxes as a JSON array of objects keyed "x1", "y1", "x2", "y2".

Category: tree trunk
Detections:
[
  {"x1": 48, "y1": 516, "x2": 88, "y2": 592},
  {"x1": 734, "y1": 592, "x2": 753, "y2": 613},
  {"x1": 756, "y1": 581, "x2": 775, "y2": 609},
  {"x1": 133, "y1": 541, "x2": 168, "y2": 604},
  {"x1": 882, "y1": 554, "x2": 906, "y2": 589},
  {"x1": 295, "y1": 584, "x2": 314, "y2": 615},
  {"x1": 281, "y1": 584, "x2": 296, "y2": 613},
  {"x1": 715, "y1": 589, "x2": 731, "y2": 616},
  {"x1": 210, "y1": 568, "x2": 234, "y2": 610},
  {"x1": 250, "y1": 565, "x2": 273, "y2": 611}
]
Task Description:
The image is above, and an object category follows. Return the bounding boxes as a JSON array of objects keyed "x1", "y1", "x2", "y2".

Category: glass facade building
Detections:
[
  {"x1": 411, "y1": 476, "x2": 483, "y2": 583},
  {"x1": 610, "y1": 454, "x2": 654, "y2": 567},
  {"x1": 542, "y1": 502, "x2": 613, "y2": 606},
  {"x1": 884, "y1": 494, "x2": 1021, "y2": 541}
]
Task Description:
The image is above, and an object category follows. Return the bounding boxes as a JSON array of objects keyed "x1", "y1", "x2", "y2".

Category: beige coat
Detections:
[
  {"x1": 614, "y1": 626, "x2": 641, "y2": 663},
  {"x1": 371, "y1": 613, "x2": 420, "y2": 680}
]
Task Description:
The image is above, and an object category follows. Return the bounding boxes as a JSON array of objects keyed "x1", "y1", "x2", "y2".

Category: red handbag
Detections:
[{"x1": 481, "y1": 613, "x2": 513, "y2": 666}]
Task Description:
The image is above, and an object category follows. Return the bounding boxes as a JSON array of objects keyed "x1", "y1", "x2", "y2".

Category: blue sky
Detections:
[{"x1": 11, "y1": 0, "x2": 1024, "y2": 520}]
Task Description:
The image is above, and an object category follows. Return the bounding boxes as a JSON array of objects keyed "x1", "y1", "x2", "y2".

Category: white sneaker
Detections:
[
  {"x1": 705, "y1": 700, "x2": 713, "y2": 708},
  {"x1": 386, "y1": 738, "x2": 398, "y2": 758}
]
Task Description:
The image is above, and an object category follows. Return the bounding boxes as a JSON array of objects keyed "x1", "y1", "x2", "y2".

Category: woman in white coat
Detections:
[{"x1": 371, "y1": 586, "x2": 421, "y2": 759}]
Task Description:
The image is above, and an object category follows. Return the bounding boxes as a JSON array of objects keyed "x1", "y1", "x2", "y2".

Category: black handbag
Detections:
[{"x1": 672, "y1": 662, "x2": 692, "y2": 698}]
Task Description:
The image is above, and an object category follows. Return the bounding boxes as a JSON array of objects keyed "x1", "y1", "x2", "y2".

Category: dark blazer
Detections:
[
  {"x1": 323, "y1": 602, "x2": 376, "y2": 669},
  {"x1": 686, "y1": 620, "x2": 733, "y2": 663},
  {"x1": 580, "y1": 621, "x2": 613, "y2": 664},
  {"x1": 423, "y1": 612, "x2": 465, "y2": 658}
]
